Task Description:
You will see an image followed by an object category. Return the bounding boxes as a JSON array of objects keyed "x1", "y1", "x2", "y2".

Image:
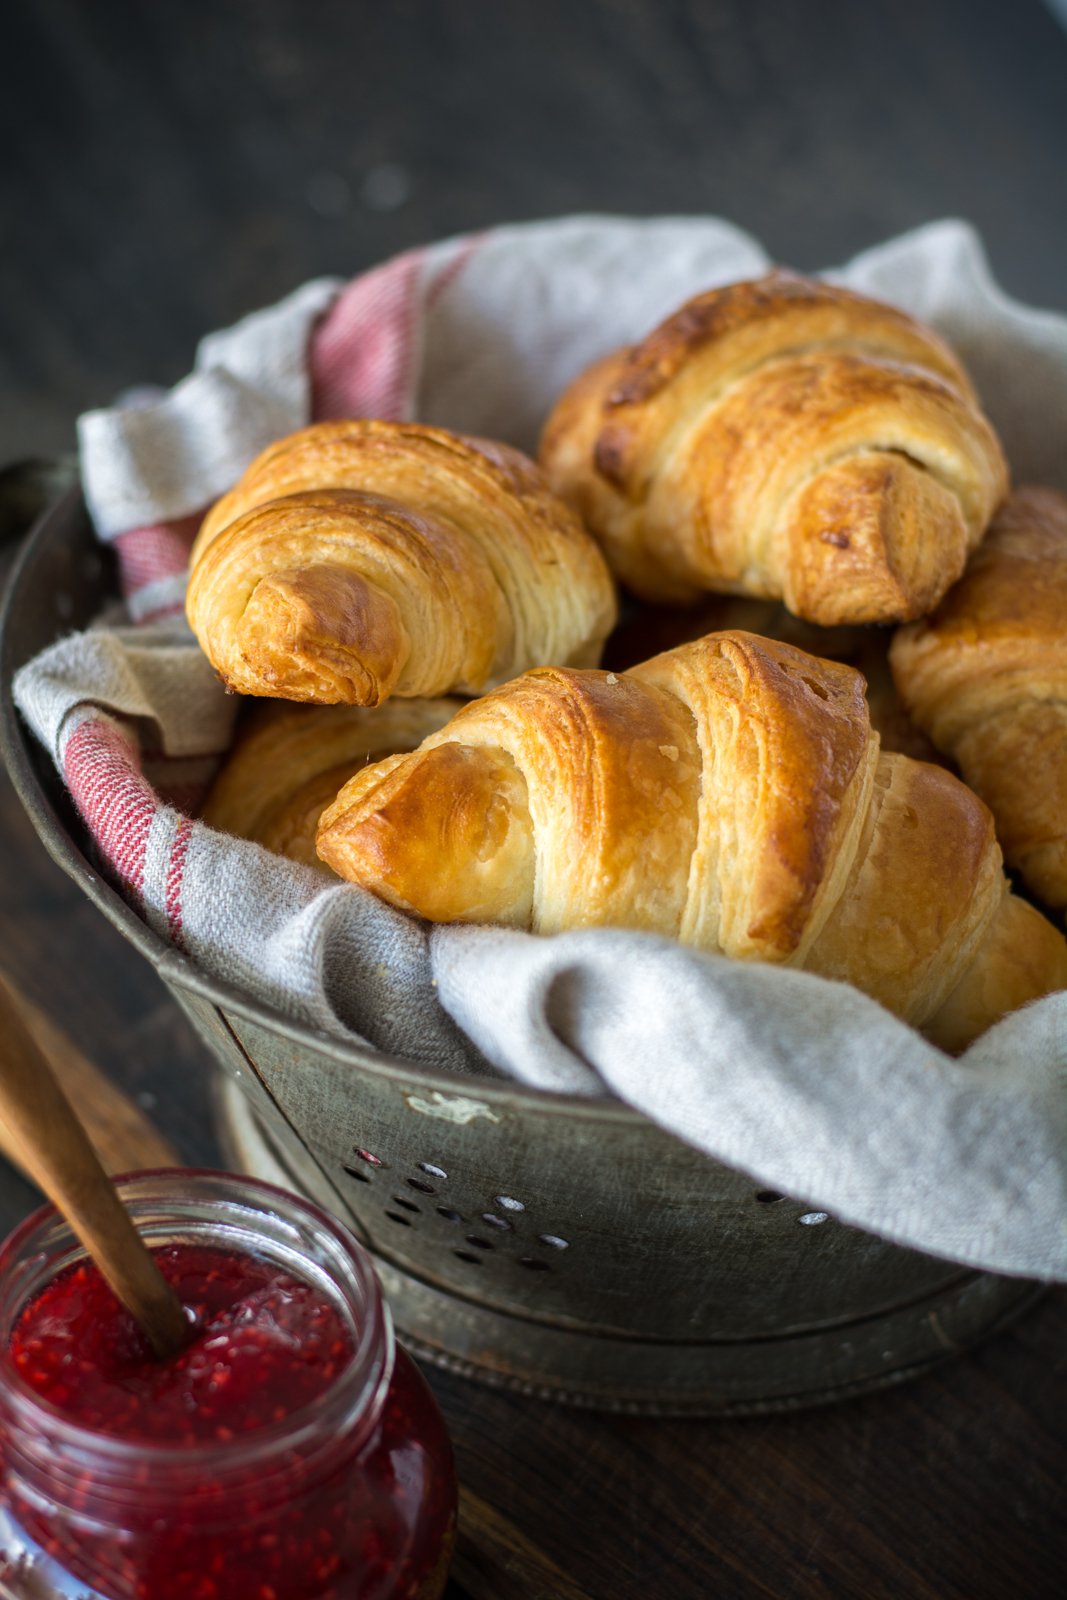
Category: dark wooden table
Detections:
[{"x1": 2, "y1": 3, "x2": 1066, "y2": 1596}]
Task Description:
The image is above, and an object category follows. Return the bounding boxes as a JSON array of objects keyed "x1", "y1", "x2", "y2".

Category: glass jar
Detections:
[{"x1": 0, "y1": 1170, "x2": 456, "y2": 1600}]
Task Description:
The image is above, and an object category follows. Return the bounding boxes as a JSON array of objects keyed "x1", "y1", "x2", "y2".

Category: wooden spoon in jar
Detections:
[{"x1": 0, "y1": 973, "x2": 187, "y2": 1359}]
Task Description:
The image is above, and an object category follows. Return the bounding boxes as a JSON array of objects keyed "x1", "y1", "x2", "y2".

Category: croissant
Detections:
[
  {"x1": 317, "y1": 631, "x2": 1067, "y2": 1051},
  {"x1": 540, "y1": 271, "x2": 1008, "y2": 625},
  {"x1": 186, "y1": 420, "x2": 617, "y2": 704},
  {"x1": 203, "y1": 698, "x2": 460, "y2": 869},
  {"x1": 604, "y1": 594, "x2": 941, "y2": 764},
  {"x1": 891, "y1": 487, "x2": 1067, "y2": 909}
]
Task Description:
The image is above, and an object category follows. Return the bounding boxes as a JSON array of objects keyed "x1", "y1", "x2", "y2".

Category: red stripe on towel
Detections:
[
  {"x1": 63, "y1": 718, "x2": 157, "y2": 904},
  {"x1": 165, "y1": 815, "x2": 195, "y2": 952},
  {"x1": 111, "y1": 513, "x2": 203, "y2": 597},
  {"x1": 309, "y1": 248, "x2": 425, "y2": 421},
  {"x1": 425, "y1": 232, "x2": 483, "y2": 309}
]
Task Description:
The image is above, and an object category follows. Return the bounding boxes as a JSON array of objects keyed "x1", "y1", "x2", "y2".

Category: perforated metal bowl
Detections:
[{"x1": 0, "y1": 490, "x2": 1041, "y2": 1414}]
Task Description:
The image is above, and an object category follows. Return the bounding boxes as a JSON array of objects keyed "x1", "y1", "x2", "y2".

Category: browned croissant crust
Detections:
[
  {"x1": 891, "y1": 486, "x2": 1067, "y2": 909},
  {"x1": 202, "y1": 698, "x2": 461, "y2": 869},
  {"x1": 186, "y1": 420, "x2": 617, "y2": 704},
  {"x1": 540, "y1": 271, "x2": 1008, "y2": 625},
  {"x1": 317, "y1": 631, "x2": 1067, "y2": 1049},
  {"x1": 604, "y1": 593, "x2": 942, "y2": 764}
]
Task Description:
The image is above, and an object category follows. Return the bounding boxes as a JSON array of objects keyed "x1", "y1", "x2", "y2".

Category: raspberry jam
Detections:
[
  {"x1": 10, "y1": 1245, "x2": 355, "y2": 1443},
  {"x1": 0, "y1": 1172, "x2": 456, "y2": 1600}
]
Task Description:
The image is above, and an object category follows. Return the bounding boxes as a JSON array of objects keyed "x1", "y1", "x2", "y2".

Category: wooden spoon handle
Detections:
[{"x1": 0, "y1": 974, "x2": 187, "y2": 1359}]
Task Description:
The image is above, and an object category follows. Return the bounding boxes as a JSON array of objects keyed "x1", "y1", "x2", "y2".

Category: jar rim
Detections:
[{"x1": 0, "y1": 1168, "x2": 394, "y2": 1480}]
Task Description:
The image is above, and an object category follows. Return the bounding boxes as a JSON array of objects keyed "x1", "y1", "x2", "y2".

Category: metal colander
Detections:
[{"x1": 0, "y1": 491, "x2": 1040, "y2": 1415}]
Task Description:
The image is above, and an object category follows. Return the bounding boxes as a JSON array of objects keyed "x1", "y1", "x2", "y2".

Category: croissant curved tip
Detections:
[
  {"x1": 228, "y1": 562, "x2": 409, "y2": 705},
  {"x1": 318, "y1": 742, "x2": 536, "y2": 926}
]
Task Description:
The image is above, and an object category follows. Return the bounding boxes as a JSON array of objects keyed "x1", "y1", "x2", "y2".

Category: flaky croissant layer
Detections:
[
  {"x1": 891, "y1": 486, "x2": 1067, "y2": 910},
  {"x1": 202, "y1": 697, "x2": 463, "y2": 871},
  {"x1": 317, "y1": 630, "x2": 1067, "y2": 1051},
  {"x1": 186, "y1": 419, "x2": 618, "y2": 705},
  {"x1": 540, "y1": 271, "x2": 1008, "y2": 625}
]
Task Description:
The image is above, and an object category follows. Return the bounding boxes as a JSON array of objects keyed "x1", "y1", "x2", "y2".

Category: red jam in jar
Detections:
[{"x1": 0, "y1": 1171, "x2": 456, "y2": 1600}]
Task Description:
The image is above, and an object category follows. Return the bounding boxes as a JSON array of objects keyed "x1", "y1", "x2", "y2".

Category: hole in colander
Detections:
[
  {"x1": 464, "y1": 1236, "x2": 493, "y2": 1251},
  {"x1": 437, "y1": 1207, "x2": 463, "y2": 1223},
  {"x1": 342, "y1": 1166, "x2": 371, "y2": 1184},
  {"x1": 384, "y1": 1212, "x2": 412, "y2": 1227},
  {"x1": 518, "y1": 1258, "x2": 551, "y2": 1272},
  {"x1": 756, "y1": 1190, "x2": 784, "y2": 1204},
  {"x1": 407, "y1": 1178, "x2": 436, "y2": 1195},
  {"x1": 392, "y1": 1197, "x2": 420, "y2": 1213},
  {"x1": 418, "y1": 1162, "x2": 448, "y2": 1179},
  {"x1": 538, "y1": 1234, "x2": 569, "y2": 1250},
  {"x1": 355, "y1": 1149, "x2": 383, "y2": 1167},
  {"x1": 453, "y1": 1250, "x2": 482, "y2": 1265},
  {"x1": 494, "y1": 1195, "x2": 525, "y2": 1212},
  {"x1": 798, "y1": 1211, "x2": 829, "y2": 1226},
  {"x1": 481, "y1": 1213, "x2": 511, "y2": 1231}
]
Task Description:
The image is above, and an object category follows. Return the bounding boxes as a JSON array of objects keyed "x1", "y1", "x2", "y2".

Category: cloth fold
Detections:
[
  {"x1": 432, "y1": 925, "x2": 1067, "y2": 1280},
  {"x1": 14, "y1": 215, "x2": 1067, "y2": 1281}
]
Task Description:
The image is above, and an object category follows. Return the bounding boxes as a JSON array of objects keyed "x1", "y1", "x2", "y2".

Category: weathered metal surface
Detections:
[
  {"x1": 0, "y1": 491, "x2": 1044, "y2": 1413},
  {"x1": 213, "y1": 1005, "x2": 972, "y2": 1343},
  {"x1": 217, "y1": 1076, "x2": 1042, "y2": 1415}
]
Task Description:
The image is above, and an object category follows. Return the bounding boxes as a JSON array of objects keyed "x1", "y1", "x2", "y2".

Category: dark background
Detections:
[
  {"x1": 1, "y1": 3, "x2": 1066, "y2": 1597},
  {"x1": 3, "y1": 0, "x2": 1067, "y2": 464}
]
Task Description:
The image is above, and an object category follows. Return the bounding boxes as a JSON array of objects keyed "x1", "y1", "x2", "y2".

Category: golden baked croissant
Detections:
[
  {"x1": 203, "y1": 698, "x2": 460, "y2": 869},
  {"x1": 317, "y1": 631, "x2": 1067, "y2": 1051},
  {"x1": 186, "y1": 420, "x2": 617, "y2": 704},
  {"x1": 891, "y1": 487, "x2": 1067, "y2": 909},
  {"x1": 605, "y1": 593, "x2": 943, "y2": 765},
  {"x1": 540, "y1": 271, "x2": 1008, "y2": 625}
]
